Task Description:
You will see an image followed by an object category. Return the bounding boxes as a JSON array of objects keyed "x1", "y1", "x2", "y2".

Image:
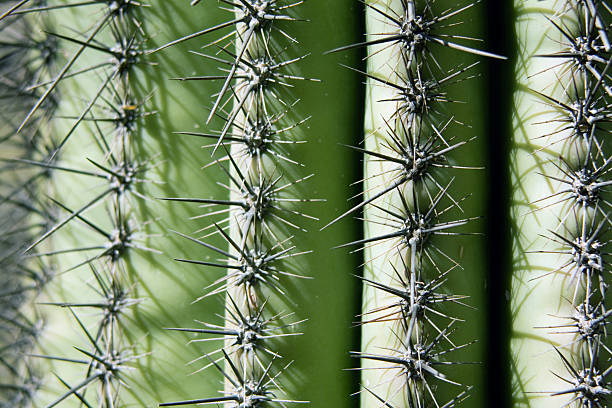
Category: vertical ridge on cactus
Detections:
[
  {"x1": 511, "y1": 1, "x2": 612, "y2": 406},
  {"x1": 0, "y1": 2, "x2": 240, "y2": 406},
  {"x1": 157, "y1": 1, "x2": 358, "y2": 406},
  {"x1": 16, "y1": 2, "x2": 166, "y2": 407},
  {"x1": 321, "y1": 0, "x2": 502, "y2": 406}
]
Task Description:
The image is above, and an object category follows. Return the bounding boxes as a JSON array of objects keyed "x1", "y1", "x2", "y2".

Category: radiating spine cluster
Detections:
[
  {"x1": 0, "y1": 1, "x2": 155, "y2": 406},
  {"x1": 520, "y1": 1, "x2": 612, "y2": 405},
  {"x1": 325, "y1": 1, "x2": 503, "y2": 406},
  {"x1": 158, "y1": 1, "x2": 315, "y2": 406}
]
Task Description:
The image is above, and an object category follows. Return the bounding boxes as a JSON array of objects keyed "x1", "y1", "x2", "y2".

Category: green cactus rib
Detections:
[
  {"x1": 511, "y1": 1, "x2": 612, "y2": 407},
  {"x1": 323, "y1": 0, "x2": 504, "y2": 406},
  {"x1": 156, "y1": 1, "x2": 362, "y2": 406},
  {"x1": 4, "y1": 1, "x2": 160, "y2": 406},
  {"x1": 156, "y1": 1, "x2": 312, "y2": 405},
  {"x1": 0, "y1": 1, "x2": 238, "y2": 406},
  {"x1": 220, "y1": 2, "x2": 319, "y2": 405}
]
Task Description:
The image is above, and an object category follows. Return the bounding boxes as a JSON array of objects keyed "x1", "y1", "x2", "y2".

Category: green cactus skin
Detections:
[{"x1": 510, "y1": 1, "x2": 612, "y2": 407}]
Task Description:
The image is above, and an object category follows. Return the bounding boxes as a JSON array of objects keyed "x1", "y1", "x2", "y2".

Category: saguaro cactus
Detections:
[{"x1": 5, "y1": 1, "x2": 612, "y2": 408}]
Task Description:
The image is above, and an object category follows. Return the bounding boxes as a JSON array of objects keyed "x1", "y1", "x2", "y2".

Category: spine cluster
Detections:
[
  {"x1": 0, "y1": 1, "x2": 154, "y2": 406},
  {"x1": 158, "y1": 1, "x2": 315, "y2": 406},
  {"x1": 325, "y1": 1, "x2": 503, "y2": 406},
  {"x1": 527, "y1": 1, "x2": 612, "y2": 404}
]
